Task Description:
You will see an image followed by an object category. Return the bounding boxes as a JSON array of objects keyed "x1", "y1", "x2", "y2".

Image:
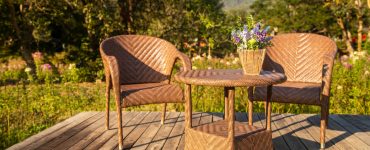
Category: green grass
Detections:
[{"x1": 0, "y1": 55, "x2": 369, "y2": 149}]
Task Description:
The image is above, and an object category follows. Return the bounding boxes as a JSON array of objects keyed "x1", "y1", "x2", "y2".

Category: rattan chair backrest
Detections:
[
  {"x1": 263, "y1": 33, "x2": 337, "y2": 83},
  {"x1": 100, "y1": 35, "x2": 179, "y2": 84}
]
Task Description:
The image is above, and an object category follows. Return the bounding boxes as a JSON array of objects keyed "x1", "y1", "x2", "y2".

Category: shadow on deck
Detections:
[{"x1": 7, "y1": 112, "x2": 370, "y2": 150}]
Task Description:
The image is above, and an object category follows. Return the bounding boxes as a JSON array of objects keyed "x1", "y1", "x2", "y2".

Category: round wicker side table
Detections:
[{"x1": 174, "y1": 69, "x2": 286, "y2": 150}]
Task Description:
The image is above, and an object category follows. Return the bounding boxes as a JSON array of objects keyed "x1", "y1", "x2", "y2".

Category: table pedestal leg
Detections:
[
  {"x1": 266, "y1": 85, "x2": 272, "y2": 130},
  {"x1": 248, "y1": 87, "x2": 254, "y2": 126},
  {"x1": 227, "y1": 87, "x2": 235, "y2": 149},
  {"x1": 185, "y1": 84, "x2": 192, "y2": 128}
]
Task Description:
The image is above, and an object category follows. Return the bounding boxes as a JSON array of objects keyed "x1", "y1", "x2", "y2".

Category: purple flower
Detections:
[
  {"x1": 243, "y1": 25, "x2": 248, "y2": 32},
  {"x1": 252, "y1": 22, "x2": 261, "y2": 34},
  {"x1": 234, "y1": 36, "x2": 240, "y2": 43},
  {"x1": 230, "y1": 18, "x2": 273, "y2": 49},
  {"x1": 231, "y1": 30, "x2": 240, "y2": 44},
  {"x1": 342, "y1": 62, "x2": 352, "y2": 70},
  {"x1": 241, "y1": 30, "x2": 251, "y2": 41},
  {"x1": 41, "y1": 63, "x2": 52, "y2": 71}
]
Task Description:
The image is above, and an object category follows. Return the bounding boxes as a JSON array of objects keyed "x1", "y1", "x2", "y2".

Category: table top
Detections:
[{"x1": 174, "y1": 69, "x2": 286, "y2": 87}]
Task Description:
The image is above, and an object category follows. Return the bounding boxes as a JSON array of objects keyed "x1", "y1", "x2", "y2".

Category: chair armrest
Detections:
[
  {"x1": 321, "y1": 53, "x2": 336, "y2": 96},
  {"x1": 177, "y1": 52, "x2": 192, "y2": 71},
  {"x1": 105, "y1": 56, "x2": 121, "y2": 97}
]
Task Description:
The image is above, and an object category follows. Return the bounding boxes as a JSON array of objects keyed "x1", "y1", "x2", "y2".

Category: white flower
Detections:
[
  {"x1": 352, "y1": 56, "x2": 359, "y2": 63},
  {"x1": 192, "y1": 66, "x2": 198, "y2": 70},
  {"x1": 195, "y1": 55, "x2": 201, "y2": 60},
  {"x1": 68, "y1": 63, "x2": 76, "y2": 70},
  {"x1": 207, "y1": 67, "x2": 212, "y2": 70},
  {"x1": 337, "y1": 85, "x2": 343, "y2": 90},
  {"x1": 358, "y1": 51, "x2": 367, "y2": 57},
  {"x1": 24, "y1": 67, "x2": 32, "y2": 72},
  {"x1": 226, "y1": 61, "x2": 231, "y2": 66},
  {"x1": 365, "y1": 70, "x2": 369, "y2": 75}
]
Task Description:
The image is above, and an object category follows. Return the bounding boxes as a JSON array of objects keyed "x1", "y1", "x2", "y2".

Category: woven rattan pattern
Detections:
[
  {"x1": 120, "y1": 83, "x2": 183, "y2": 107},
  {"x1": 250, "y1": 33, "x2": 337, "y2": 104},
  {"x1": 191, "y1": 120, "x2": 265, "y2": 138},
  {"x1": 100, "y1": 35, "x2": 191, "y2": 84},
  {"x1": 99, "y1": 35, "x2": 191, "y2": 150},
  {"x1": 248, "y1": 33, "x2": 337, "y2": 149},
  {"x1": 261, "y1": 33, "x2": 336, "y2": 83},
  {"x1": 185, "y1": 120, "x2": 273, "y2": 150},
  {"x1": 252, "y1": 81, "x2": 321, "y2": 105},
  {"x1": 174, "y1": 69, "x2": 286, "y2": 87}
]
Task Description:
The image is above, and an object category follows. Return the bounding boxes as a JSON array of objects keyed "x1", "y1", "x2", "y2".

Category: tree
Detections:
[
  {"x1": 325, "y1": 0, "x2": 369, "y2": 56},
  {"x1": 368, "y1": 0, "x2": 370, "y2": 43},
  {"x1": 116, "y1": 0, "x2": 228, "y2": 56},
  {"x1": 354, "y1": 0, "x2": 366, "y2": 52},
  {"x1": 3, "y1": 0, "x2": 37, "y2": 75},
  {"x1": 0, "y1": 0, "x2": 123, "y2": 75},
  {"x1": 325, "y1": 0, "x2": 355, "y2": 56},
  {"x1": 250, "y1": 0, "x2": 335, "y2": 34}
]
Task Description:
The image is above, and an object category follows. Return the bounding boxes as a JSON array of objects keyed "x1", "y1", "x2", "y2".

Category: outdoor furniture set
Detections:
[{"x1": 99, "y1": 33, "x2": 337, "y2": 149}]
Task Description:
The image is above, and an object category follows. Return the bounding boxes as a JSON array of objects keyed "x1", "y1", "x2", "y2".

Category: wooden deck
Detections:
[{"x1": 8, "y1": 111, "x2": 370, "y2": 150}]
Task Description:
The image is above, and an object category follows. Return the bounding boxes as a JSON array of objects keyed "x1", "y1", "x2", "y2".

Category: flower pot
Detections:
[{"x1": 238, "y1": 49, "x2": 266, "y2": 75}]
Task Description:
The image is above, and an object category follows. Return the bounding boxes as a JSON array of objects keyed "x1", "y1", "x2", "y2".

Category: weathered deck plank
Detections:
[
  {"x1": 257, "y1": 113, "x2": 291, "y2": 150},
  {"x1": 161, "y1": 112, "x2": 185, "y2": 150},
  {"x1": 130, "y1": 113, "x2": 162, "y2": 150},
  {"x1": 101, "y1": 112, "x2": 149, "y2": 150},
  {"x1": 145, "y1": 112, "x2": 180, "y2": 150},
  {"x1": 292, "y1": 114, "x2": 340, "y2": 150},
  {"x1": 84, "y1": 112, "x2": 140, "y2": 150},
  {"x1": 329, "y1": 115, "x2": 370, "y2": 147},
  {"x1": 7, "y1": 112, "x2": 370, "y2": 150},
  {"x1": 272, "y1": 114, "x2": 307, "y2": 150},
  {"x1": 305, "y1": 114, "x2": 354, "y2": 149},
  {"x1": 8, "y1": 112, "x2": 98, "y2": 150},
  {"x1": 68, "y1": 112, "x2": 117, "y2": 149},
  {"x1": 283, "y1": 114, "x2": 320, "y2": 150},
  {"x1": 38, "y1": 112, "x2": 105, "y2": 150}
]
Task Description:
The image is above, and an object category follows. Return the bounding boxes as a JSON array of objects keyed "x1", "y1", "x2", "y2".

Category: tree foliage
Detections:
[
  {"x1": 0, "y1": 0, "x2": 369, "y2": 71},
  {"x1": 250, "y1": 0, "x2": 336, "y2": 34}
]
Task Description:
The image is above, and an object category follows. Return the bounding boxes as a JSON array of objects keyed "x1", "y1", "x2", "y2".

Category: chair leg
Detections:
[
  {"x1": 161, "y1": 103, "x2": 167, "y2": 124},
  {"x1": 326, "y1": 101, "x2": 330, "y2": 128},
  {"x1": 320, "y1": 104, "x2": 328, "y2": 149},
  {"x1": 266, "y1": 85, "x2": 272, "y2": 130},
  {"x1": 248, "y1": 99, "x2": 253, "y2": 126},
  {"x1": 115, "y1": 93, "x2": 123, "y2": 150},
  {"x1": 105, "y1": 87, "x2": 110, "y2": 130},
  {"x1": 185, "y1": 84, "x2": 192, "y2": 128},
  {"x1": 117, "y1": 106, "x2": 123, "y2": 150}
]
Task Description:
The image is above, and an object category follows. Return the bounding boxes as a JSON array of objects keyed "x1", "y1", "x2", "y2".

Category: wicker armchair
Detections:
[
  {"x1": 99, "y1": 35, "x2": 191, "y2": 150},
  {"x1": 248, "y1": 33, "x2": 337, "y2": 149}
]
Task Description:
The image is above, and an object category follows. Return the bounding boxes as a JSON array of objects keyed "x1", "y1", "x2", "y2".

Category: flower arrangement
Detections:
[
  {"x1": 230, "y1": 15, "x2": 273, "y2": 75},
  {"x1": 231, "y1": 15, "x2": 272, "y2": 50}
]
